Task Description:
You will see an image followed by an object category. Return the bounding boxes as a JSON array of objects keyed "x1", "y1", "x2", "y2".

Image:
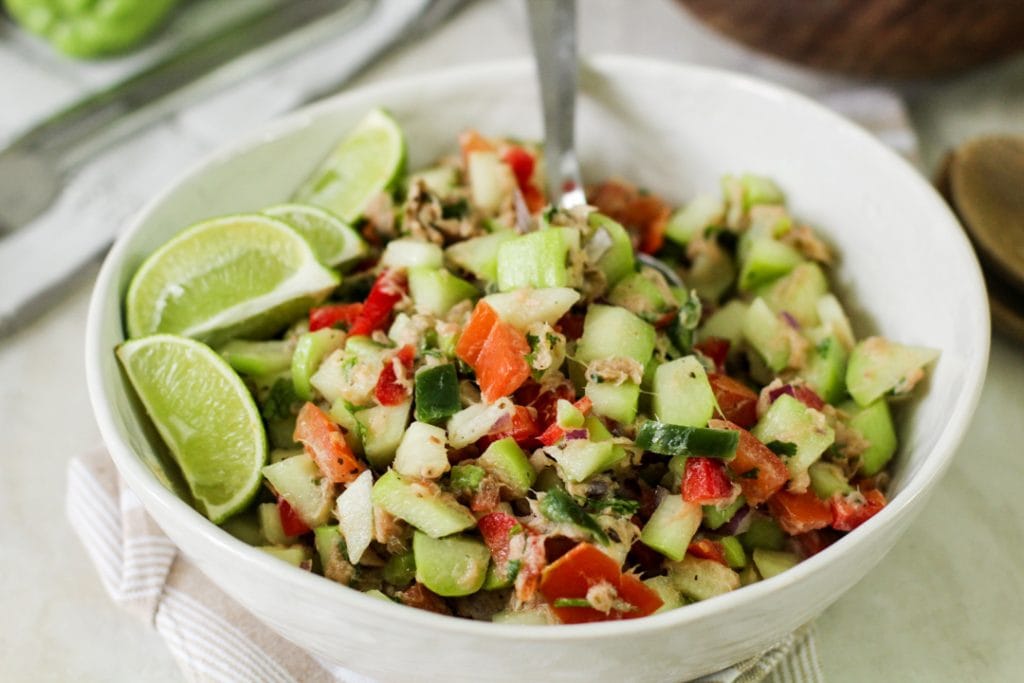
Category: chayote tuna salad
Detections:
[{"x1": 118, "y1": 108, "x2": 938, "y2": 625}]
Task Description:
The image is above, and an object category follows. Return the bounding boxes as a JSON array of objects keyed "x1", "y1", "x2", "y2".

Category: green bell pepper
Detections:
[{"x1": 5, "y1": 0, "x2": 179, "y2": 58}]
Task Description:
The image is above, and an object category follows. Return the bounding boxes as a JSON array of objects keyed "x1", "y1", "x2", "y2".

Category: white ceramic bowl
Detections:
[{"x1": 86, "y1": 56, "x2": 989, "y2": 682}]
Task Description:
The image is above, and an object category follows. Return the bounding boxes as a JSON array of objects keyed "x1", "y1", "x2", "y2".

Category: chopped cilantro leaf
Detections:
[{"x1": 765, "y1": 440, "x2": 797, "y2": 457}]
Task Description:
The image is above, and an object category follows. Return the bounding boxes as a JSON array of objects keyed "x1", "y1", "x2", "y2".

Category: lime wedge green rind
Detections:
[
  {"x1": 116, "y1": 334, "x2": 267, "y2": 523},
  {"x1": 124, "y1": 214, "x2": 339, "y2": 345},
  {"x1": 264, "y1": 203, "x2": 369, "y2": 268},
  {"x1": 293, "y1": 108, "x2": 406, "y2": 222}
]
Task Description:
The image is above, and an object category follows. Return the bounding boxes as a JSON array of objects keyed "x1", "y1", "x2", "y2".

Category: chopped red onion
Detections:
[
  {"x1": 780, "y1": 311, "x2": 800, "y2": 329},
  {"x1": 767, "y1": 384, "x2": 796, "y2": 403},
  {"x1": 564, "y1": 428, "x2": 590, "y2": 441},
  {"x1": 767, "y1": 383, "x2": 826, "y2": 411},
  {"x1": 488, "y1": 412, "x2": 513, "y2": 434},
  {"x1": 719, "y1": 505, "x2": 753, "y2": 536}
]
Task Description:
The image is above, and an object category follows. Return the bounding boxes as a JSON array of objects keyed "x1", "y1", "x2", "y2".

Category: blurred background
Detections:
[{"x1": 1, "y1": 0, "x2": 1021, "y2": 680}]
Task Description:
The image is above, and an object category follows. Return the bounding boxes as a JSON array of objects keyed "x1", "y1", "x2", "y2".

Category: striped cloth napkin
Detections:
[{"x1": 67, "y1": 447, "x2": 823, "y2": 683}]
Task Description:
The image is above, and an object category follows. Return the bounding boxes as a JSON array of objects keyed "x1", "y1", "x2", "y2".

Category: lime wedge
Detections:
[
  {"x1": 264, "y1": 203, "x2": 368, "y2": 268},
  {"x1": 125, "y1": 214, "x2": 339, "y2": 344},
  {"x1": 117, "y1": 334, "x2": 267, "y2": 523},
  {"x1": 293, "y1": 108, "x2": 406, "y2": 222}
]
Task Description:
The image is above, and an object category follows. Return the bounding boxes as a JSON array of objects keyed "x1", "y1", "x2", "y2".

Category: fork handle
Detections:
[{"x1": 527, "y1": 0, "x2": 585, "y2": 208}]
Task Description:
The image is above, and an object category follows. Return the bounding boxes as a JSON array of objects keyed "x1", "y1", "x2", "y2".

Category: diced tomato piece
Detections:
[
  {"x1": 768, "y1": 489, "x2": 834, "y2": 536},
  {"x1": 349, "y1": 270, "x2": 406, "y2": 337},
  {"x1": 277, "y1": 497, "x2": 310, "y2": 537},
  {"x1": 687, "y1": 538, "x2": 727, "y2": 566},
  {"x1": 587, "y1": 179, "x2": 634, "y2": 217},
  {"x1": 459, "y1": 129, "x2": 495, "y2": 164},
  {"x1": 830, "y1": 489, "x2": 886, "y2": 532},
  {"x1": 375, "y1": 345, "x2": 415, "y2": 406},
  {"x1": 517, "y1": 380, "x2": 576, "y2": 428},
  {"x1": 293, "y1": 402, "x2": 367, "y2": 484},
  {"x1": 478, "y1": 512, "x2": 522, "y2": 571},
  {"x1": 537, "y1": 397, "x2": 593, "y2": 447},
  {"x1": 708, "y1": 373, "x2": 758, "y2": 428},
  {"x1": 480, "y1": 405, "x2": 539, "y2": 447},
  {"x1": 502, "y1": 145, "x2": 535, "y2": 189},
  {"x1": 308, "y1": 302, "x2": 364, "y2": 332},
  {"x1": 694, "y1": 337, "x2": 730, "y2": 373},
  {"x1": 455, "y1": 300, "x2": 499, "y2": 367},
  {"x1": 474, "y1": 321, "x2": 531, "y2": 403},
  {"x1": 628, "y1": 195, "x2": 671, "y2": 254},
  {"x1": 709, "y1": 419, "x2": 790, "y2": 506},
  {"x1": 792, "y1": 529, "x2": 837, "y2": 558},
  {"x1": 588, "y1": 180, "x2": 671, "y2": 255},
  {"x1": 539, "y1": 543, "x2": 662, "y2": 624},
  {"x1": 554, "y1": 311, "x2": 586, "y2": 340},
  {"x1": 398, "y1": 583, "x2": 451, "y2": 615},
  {"x1": 521, "y1": 183, "x2": 546, "y2": 214},
  {"x1": 514, "y1": 534, "x2": 547, "y2": 603},
  {"x1": 682, "y1": 457, "x2": 734, "y2": 504}
]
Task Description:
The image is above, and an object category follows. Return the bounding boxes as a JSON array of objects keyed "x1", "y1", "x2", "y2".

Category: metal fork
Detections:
[{"x1": 526, "y1": 0, "x2": 682, "y2": 286}]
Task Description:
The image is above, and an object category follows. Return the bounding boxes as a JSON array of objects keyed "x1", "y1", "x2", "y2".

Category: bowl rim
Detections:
[{"x1": 85, "y1": 54, "x2": 990, "y2": 641}]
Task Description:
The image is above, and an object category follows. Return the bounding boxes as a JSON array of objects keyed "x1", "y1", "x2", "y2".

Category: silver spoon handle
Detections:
[{"x1": 527, "y1": 0, "x2": 585, "y2": 208}]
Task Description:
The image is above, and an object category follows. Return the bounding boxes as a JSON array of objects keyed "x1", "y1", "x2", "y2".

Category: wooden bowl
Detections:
[{"x1": 678, "y1": 0, "x2": 1024, "y2": 79}]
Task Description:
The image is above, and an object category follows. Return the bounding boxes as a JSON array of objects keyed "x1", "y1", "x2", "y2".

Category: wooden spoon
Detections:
[
  {"x1": 937, "y1": 136, "x2": 1024, "y2": 344},
  {"x1": 949, "y1": 136, "x2": 1024, "y2": 294}
]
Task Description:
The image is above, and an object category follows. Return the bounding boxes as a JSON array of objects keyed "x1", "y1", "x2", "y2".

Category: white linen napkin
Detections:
[{"x1": 67, "y1": 447, "x2": 824, "y2": 683}]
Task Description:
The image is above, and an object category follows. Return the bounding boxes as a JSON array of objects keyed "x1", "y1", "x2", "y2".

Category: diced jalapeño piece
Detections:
[
  {"x1": 414, "y1": 364, "x2": 461, "y2": 423},
  {"x1": 635, "y1": 420, "x2": 739, "y2": 458}
]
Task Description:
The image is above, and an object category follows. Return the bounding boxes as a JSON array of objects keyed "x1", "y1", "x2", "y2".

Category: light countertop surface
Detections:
[{"x1": 1, "y1": 0, "x2": 1022, "y2": 680}]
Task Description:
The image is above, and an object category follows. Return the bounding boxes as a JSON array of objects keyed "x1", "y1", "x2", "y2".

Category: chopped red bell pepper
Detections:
[
  {"x1": 308, "y1": 302, "x2": 364, "y2": 332},
  {"x1": 277, "y1": 497, "x2": 311, "y2": 537},
  {"x1": 374, "y1": 344, "x2": 415, "y2": 406},
  {"x1": 293, "y1": 402, "x2": 367, "y2": 484},
  {"x1": 480, "y1": 405, "x2": 539, "y2": 447},
  {"x1": 348, "y1": 269, "x2": 406, "y2": 338},
  {"x1": 455, "y1": 300, "x2": 500, "y2": 367},
  {"x1": 458, "y1": 129, "x2": 495, "y2": 164},
  {"x1": 830, "y1": 489, "x2": 886, "y2": 531},
  {"x1": 694, "y1": 337, "x2": 730, "y2": 373},
  {"x1": 687, "y1": 538, "x2": 727, "y2": 566},
  {"x1": 708, "y1": 373, "x2": 758, "y2": 428},
  {"x1": 768, "y1": 489, "x2": 834, "y2": 535},
  {"x1": 537, "y1": 397, "x2": 593, "y2": 447},
  {"x1": 682, "y1": 457, "x2": 735, "y2": 504},
  {"x1": 539, "y1": 542, "x2": 662, "y2": 624},
  {"x1": 474, "y1": 320, "x2": 531, "y2": 403},
  {"x1": 502, "y1": 145, "x2": 535, "y2": 190},
  {"x1": 478, "y1": 512, "x2": 523, "y2": 575},
  {"x1": 709, "y1": 419, "x2": 790, "y2": 506}
]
